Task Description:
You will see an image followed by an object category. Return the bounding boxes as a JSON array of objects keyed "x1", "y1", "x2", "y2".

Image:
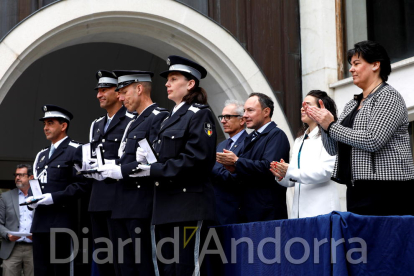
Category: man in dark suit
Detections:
[
  {"x1": 84, "y1": 70, "x2": 134, "y2": 276},
  {"x1": 0, "y1": 164, "x2": 34, "y2": 276},
  {"x1": 28, "y1": 105, "x2": 88, "y2": 276},
  {"x1": 212, "y1": 100, "x2": 248, "y2": 225},
  {"x1": 216, "y1": 93, "x2": 290, "y2": 222},
  {"x1": 94, "y1": 70, "x2": 168, "y2": 275}
]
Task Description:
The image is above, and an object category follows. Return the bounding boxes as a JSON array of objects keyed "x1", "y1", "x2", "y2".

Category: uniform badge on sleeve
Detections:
[{"x1": 204, "y1": 122, "x2": 213, "y2": 137}]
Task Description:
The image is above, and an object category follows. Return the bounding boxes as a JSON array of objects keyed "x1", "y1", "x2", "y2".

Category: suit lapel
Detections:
[
  {"x1": 128, "y1": 104, "x2": 157, "y2": 133},
  {"x1": 159, "y1": 103, "x2": 189, "y2": 134},
  {"x1": 105, "y1": 106, "x2": 127, "y2": 134},
  {"x1": 11, "y1": 188, "x2": 19, "y2": 218},
  {"x1": 242, "y1": 122, "x2": 276, "y2": 153},
  {"x1": 47, "y1": 138, "x2": 70, "y2": 164},
  {"x1": 231, "y1": 130, "x2": 248, "y2": 154}
]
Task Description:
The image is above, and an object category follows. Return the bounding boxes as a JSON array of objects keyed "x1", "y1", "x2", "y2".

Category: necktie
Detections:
[
  {"x1": 104, "y1": 118, "x2": 112, "y2": 133},
  {"x1": 251, "y1": 131, "x2": 259, "y2": 141},
  {"x1": 224, "y1": 138, "x2": 233, "y2": 150},
  {"x1": 297, "y1": 134, "x2": 309, "y2": 168},
  {"x1": 49, "y1": 145, "x2": 55, "y2": 158}
]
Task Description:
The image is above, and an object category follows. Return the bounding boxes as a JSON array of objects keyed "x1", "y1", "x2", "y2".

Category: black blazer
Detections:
[
  {"x1": 31, "y1": 137, "x2": 87, "y2": 232},
  {"x1": 111, "y1": 104, "x2": 168, "y2": 219},
  {"x1": 88, "y1": 105, "x2": 134, "y2": 212},
  {"x1": 235, "y1": 122, "x2": 290, "y2": 222},
  {"x1": 150, "y1": 103, "x2": 217, "y2": 225},
  {"x1": 211, "y1": 130, "x2": 248, "y2": 225}
]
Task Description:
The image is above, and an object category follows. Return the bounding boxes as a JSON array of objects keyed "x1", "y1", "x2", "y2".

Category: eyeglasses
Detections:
[
  {"x1": 13, "y1": 173, "x2": 28, "y2": 178},
  {"x1": 218, "y1": 115, "x2": 242, "y2": 121}
]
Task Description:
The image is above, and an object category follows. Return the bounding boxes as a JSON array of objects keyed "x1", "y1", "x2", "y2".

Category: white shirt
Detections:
[
  {"x1": 51, "y1": 136, "x2": 68, "y2": 149},
  {"x1": 17, "y1": 190, "x2": 33, "y2": 243},
  {"x1": 172, "y1": 102, "x2": 185, "y2": 116},
  {"x1": 256, "y1": 121, "x2": 272, "y2": 133},
  {"x1": 277, "y1": 127, "x2": 342, "y2": 218}
]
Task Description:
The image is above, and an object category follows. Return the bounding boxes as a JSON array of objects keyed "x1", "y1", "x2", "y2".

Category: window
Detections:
[{"x1": 344, "y1": 0, "x2": 414, "y2": 77}]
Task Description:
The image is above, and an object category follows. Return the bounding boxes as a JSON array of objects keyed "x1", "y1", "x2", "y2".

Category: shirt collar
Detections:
[
  {"x1": 52, "y1": 136, "x2": 68, "y2": 149},
  {"x1": 172, "y1": 102, "x2": 186, "y2": 115},
  {"x1": 256, "y1": 121, "x2": 272, "y2": 134},
  {"x1": 230, "y1": 129, "x2": 246, "y2": 142}
]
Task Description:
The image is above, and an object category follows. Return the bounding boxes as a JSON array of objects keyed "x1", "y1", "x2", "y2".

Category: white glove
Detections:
[
  {"x1": 104, "y1": 159, "x2": 116, "y2": 165},
  {"x1": 99, "y1": 164, "x2": 123, "y2": 180},
  {"x1": 75, "y1": 158, "x2": 97, "y2": 172},
  {"x1": 130, "y1": 165, "x2": 151, "y2": 177},
  {"x1": 136, "y1": 147, "x2": 148, "y2": 164},
  {"x1": 84, "y1": 172, "x2": 106, "y2": 181},
  {"x1": 29, "y1": 193, "x2": 53, "y2": 208},
  {"x1": 25, "y1": 195, "x2": 46, "y2": 209}
]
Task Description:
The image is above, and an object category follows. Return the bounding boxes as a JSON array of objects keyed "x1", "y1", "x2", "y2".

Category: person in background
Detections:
[
  {"x1": 0, "y1": 164, "x2": 34, "y2": 276},
  {"x1": 271, "y1": 90, "x2": 341, "y2": 218},
  {"x1": 216, "y1": 92, "x2": 290, "y2": 222},
  {"x1": 211, "y1": 99, "x2": 247, "y2": 225},
  {"x1": 305, "y1": 40, "x2": 414, "y2": 216}
]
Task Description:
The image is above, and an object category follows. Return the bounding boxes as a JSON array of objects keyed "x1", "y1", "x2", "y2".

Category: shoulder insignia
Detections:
[
  {"x1": 41, "y1": 147, "x2": 49, "y2": 152},
  {"x1": 125, "y1": 111, "x2": 135, "y2": 118},
  {"x1": 192, "y1": 103, "x2": 209, "y2": 109},
  {"x1": 189, "y1": 106, "x2": 200, "y2": 113},
  {"x1": 95, "y1": 116, "x2": 105, "y2": 122},
  {"x1": 152, "y1": 109, "x2": 160, "y2": 115},
  {"x1": 69, "y1": 141, "x2": 81, "y2": 148},
  {"x1": 155, "y1": 107, "x2": 168, "y2": 112}
]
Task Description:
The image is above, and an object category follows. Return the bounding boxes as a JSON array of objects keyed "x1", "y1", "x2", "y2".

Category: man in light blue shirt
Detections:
[{"x1": 0, "y1": 164, "x2": 34, "y2": 276}]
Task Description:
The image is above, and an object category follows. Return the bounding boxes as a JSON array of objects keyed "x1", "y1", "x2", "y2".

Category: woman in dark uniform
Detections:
[{"x1": 134, "y1": 56, "x2": 217, "y2": 276}]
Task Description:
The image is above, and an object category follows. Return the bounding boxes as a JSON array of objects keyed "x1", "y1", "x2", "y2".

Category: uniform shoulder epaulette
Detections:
[
  {"x1": 95, "y1": 115, "x2": 105, "y2": 122},
  {"x1": 189, "y1": 103, "x2": 209, "y2": 113},
  {"x1": 69, "y1": 140, "x2": 82, "y2": 148},
  {"x1": 153, "y1": 107, "x2": 168, "y2": 116},
  {"x1": 125, "y1": 111, "x2": 135, "y2": 118},
  {"x1": 40, "y1": 147, "x2": 49, "y2": 153}
]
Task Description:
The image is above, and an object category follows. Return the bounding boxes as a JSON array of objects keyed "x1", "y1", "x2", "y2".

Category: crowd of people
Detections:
[{"x1": 0, "y1": 40, "x2": 413, "y2": 276}]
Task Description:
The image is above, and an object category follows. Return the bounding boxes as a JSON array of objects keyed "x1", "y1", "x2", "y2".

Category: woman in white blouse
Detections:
[{"x1": 271, "y1": 90, "x2": 341, "y2": 218}]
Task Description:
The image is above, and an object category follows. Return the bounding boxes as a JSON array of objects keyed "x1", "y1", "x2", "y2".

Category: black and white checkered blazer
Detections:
[{"x1": 321, "y1": 83, "x2": 414, "y2": 182}]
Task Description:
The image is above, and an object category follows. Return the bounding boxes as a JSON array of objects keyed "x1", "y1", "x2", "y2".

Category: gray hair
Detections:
[
  {"x1": 16, "y1": 164, "x2": 33, "y2": 176},
  {"x1": 224, "y1": 99, "x2": 245, "y2": 116}
]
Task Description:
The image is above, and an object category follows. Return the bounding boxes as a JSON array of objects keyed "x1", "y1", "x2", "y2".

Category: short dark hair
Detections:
[
  {"x1": 56, "y1": 118, "x2": 70, "y2": 133},
  {"x1": 297, "y1": 90, "x2": 337, "y2": 138},
  {"x1": 347, "y1": 40, "x2": 391, "y2": 82},
  {"x1": 249, "y1": 92, "x2": 274, "y2": 118},
  {"x1": 16, "y1": 164, "x2": 33, "y2": 176}
]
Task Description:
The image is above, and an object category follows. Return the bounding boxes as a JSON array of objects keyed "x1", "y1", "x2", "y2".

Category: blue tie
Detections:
[
  {"x1": 49, "y1": 145, "x2": 55, "y2": 158},
  {"x1": 224, "y1": 138, "x2": 233, "y2": 150},
  {"x1": 251, "y1": 131, "x2": 259, "y2": 141},
  {"x1": 104, "y1": 118, "x2": 112, "y2": 133}
]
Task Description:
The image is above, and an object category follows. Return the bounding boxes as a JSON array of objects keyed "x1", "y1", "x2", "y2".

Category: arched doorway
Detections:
[{"x1": 0, "y1": 0, "x2": 293, "y2": 184}]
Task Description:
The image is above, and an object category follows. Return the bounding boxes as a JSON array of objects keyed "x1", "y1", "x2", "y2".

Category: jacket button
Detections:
[
  {"x1": 155, "y1": 182, "x2": 159, "y2": 186},
  {"x1": 42, "y1": 186, "x2": 44, "y2": 189},
  {"x1": 183, "y1": 188, "x2": 186, "y2": 192},
  {"x1": 172, "y1": 136, "x2": 175, "y2": 139},
  {"x1": 57, "y1": 165, "x2": 60, "y2": 168},
  {"x1": 45, "y1": 165, "x2": 48, "y2": 169},
  {"x1": 137, "y1": 185, "x2": 140, "y2": 188},
  {"x1": 158, "y1": 140, "x2": 161, "y2": 144},
  {"x1": 102, "y1": 139, "x2": 105, "y2": 142},
  {"x1": 92, "y1": 139, "x2": 94, "y2": 142},
  {"x1": 157, "y1": 153, "x2": 159, "y2": 156},
  {"x1": 103, "y1": 150, "x2": 105, "y2": 153},
  {"x1": 134, "y1": 136, "x2": 136, "y2": 139},
  {"x1": 115, "y1": 138, "x2": 118, "y2": 141}
]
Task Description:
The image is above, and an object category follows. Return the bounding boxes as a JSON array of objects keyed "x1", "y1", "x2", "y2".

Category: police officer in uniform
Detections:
[
  {"x1": 95, "y1": 70, "x2": 168, "y2": 275},
  {"x1": 131, "y1": 56, "x2": 217, "y2": 276},
  {"x1": 28, "y1": 105, "x2": 88, "y2": 276},
  {"x1": 86, "y1": 70, "x2": 134, "y2": 276}
]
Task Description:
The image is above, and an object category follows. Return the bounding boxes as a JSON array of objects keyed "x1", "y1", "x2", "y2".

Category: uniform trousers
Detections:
[
  {"x1": 153, "y1": 221, "x2": 211, "y2": 276},
  {"x1": 32, "y1": 232, "x2": 72, "y2": 276},
  {"x1": 2, "y1": 243, "x2": 34, "y2": 276},
  {"x1": 90, "y1": 211, "x2": 116, "y2": 276},
  {"x1": 108, "y1": 218, "x2": 154, "y2": 276}
]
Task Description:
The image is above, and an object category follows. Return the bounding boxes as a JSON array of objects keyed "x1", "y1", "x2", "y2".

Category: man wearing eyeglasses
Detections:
[
  {"x1": 0, "y1": 164, "x2": 34, "y2": 276},
  {"x1": 212, "y1": 100, "x2": 248, "y2": 224}
]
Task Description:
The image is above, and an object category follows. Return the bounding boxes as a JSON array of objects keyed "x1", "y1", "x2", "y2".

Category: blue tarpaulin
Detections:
[{"x1": 207, "y1": 212, "x2": 414, "y2": 275}]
